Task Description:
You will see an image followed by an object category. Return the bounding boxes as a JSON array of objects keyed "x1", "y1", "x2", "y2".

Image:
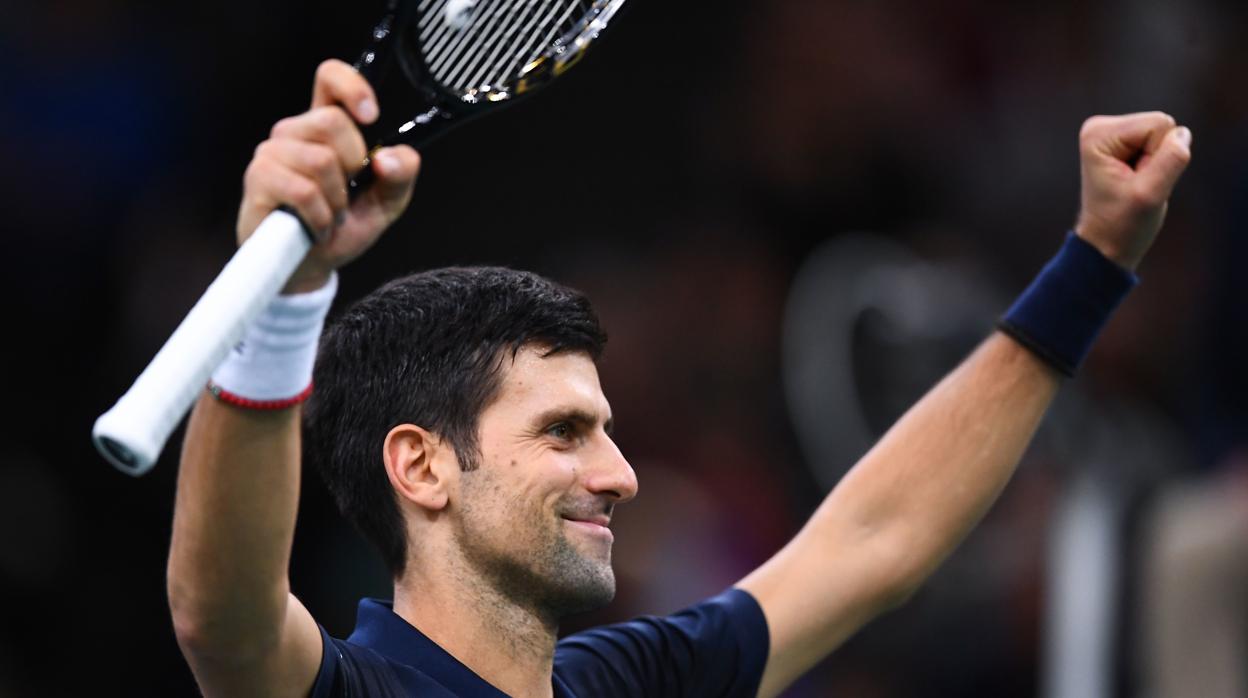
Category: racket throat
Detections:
[
  {"x1": 348, "y1": 104, "x2": 456, "y2": 198},
  {"x1": 399, "y1": 104, "x2": 454, "y2": 136}
]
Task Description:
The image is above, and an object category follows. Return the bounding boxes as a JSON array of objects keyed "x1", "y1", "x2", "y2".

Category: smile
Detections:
[{"x1": 562, "y1": 516, "x2": 614, "y2": 542}]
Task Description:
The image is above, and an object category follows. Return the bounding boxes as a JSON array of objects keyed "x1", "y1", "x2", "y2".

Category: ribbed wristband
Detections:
[
  {"x1": 997, "y1": 232, "x2": 1138, "y2": 377},
  {"x1": 208, "y1": 273, "x2": 338, "y2": 408}
]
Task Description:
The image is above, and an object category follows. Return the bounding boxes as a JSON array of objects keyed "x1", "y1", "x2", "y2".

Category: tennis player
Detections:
[{"x1": 167, "y1": 60, "x2": 1192, "y2": 697}]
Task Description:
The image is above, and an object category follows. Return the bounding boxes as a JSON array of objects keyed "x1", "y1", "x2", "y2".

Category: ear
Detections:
[{"x1": 383, "y1": 424, "x2": 454, "y2": 512}]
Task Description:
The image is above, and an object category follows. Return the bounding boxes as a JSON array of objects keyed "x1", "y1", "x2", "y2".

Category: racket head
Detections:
[
  {"x1": 347, "y1": 0, "x2": 625, "y2": 193},
  {"x1": 394, "y1": 0, "x2": 626, "y2": 115}
]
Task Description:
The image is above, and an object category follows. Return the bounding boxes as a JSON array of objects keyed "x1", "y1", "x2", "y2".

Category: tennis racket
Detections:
[{"x1": 93, "y1": 0, "x2": 628, "y2": 475}]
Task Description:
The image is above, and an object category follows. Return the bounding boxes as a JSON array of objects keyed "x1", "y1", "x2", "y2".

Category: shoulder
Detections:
[
  {"x1": 312, "y1": 625, "x2": 459, "y2": 698},
  {"x1": 554, "y1": 588, "x2": 769, "y2": 698}
]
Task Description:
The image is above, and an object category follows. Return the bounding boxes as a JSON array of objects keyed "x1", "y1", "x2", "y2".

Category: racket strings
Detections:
[
  {"x1": 431, "y1": 0, "x2": 534, "y2": 85},
  {"x1": 415, "y1": 0, "x2": 592, "y2": 93}
]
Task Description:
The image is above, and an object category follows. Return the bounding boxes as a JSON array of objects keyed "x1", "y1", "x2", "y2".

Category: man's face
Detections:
[{"x1": 450, "y1": 345, "x2": 638, "y2": 618}]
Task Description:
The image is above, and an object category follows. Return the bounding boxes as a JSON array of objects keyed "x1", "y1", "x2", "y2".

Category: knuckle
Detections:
[
  {"x1": 246, "y1": 156, "x2": 277, "y2": 184},
  {"x1": 318, "y1": 58, "x2": 349, "y2": 79},
  {"x1": 254, "y1": 139, "x2": 279, "y2": 160},
  {"x1": 329, "y1": 106, "x2": 354, "y2": 131},
  {"x1": 271, "y1": 117, "x2": 295, "y2": 138},
  {"x1": 314, "y1": 60, "x2": 348, "y2": 96},
  {"x1": 1129, "y1": 184, "x2": 1161, "y2": 209},
  {"x1": 289, "y1": 179, "x2": 319, "y2": 206},
  {"x1": 309, "y1": 208, "x2": 332, "y2": 230},
  {"x1": 309, "y1": 145, "x2": 337, "y2": 173},
  {"x1": 308, "y1": 107, "x2": 333, "y2": 133},
  {"x1": 346, "y1": 135, "x2": 368, "y2": 164},
  {"x1": 1149, "y1": 110, "x2": 1176, "y2": 128},
  {"x1": 242, "y1": 160, "x2": 261, "y2": 188},
  {"x1": 1079, "y1": 116, "x2": 1105, "y2": 143},
  {"x1": 311, "y1": 106, "x2": 350, "y2": 135}
]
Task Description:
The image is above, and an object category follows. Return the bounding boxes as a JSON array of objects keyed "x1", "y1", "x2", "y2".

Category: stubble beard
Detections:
[{"x1": 454, "y1": 486, "x2": 616, "y2": 623}]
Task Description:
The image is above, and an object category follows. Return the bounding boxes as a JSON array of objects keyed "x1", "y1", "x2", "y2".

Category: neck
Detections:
[{"x1": 393, "y1": 549, "x2": 559, "y2": 698}]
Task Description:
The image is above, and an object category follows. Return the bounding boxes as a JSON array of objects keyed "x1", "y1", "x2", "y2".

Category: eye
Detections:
[{"x1": 546, "y1": 422, "x2": 574, "y2": 441}]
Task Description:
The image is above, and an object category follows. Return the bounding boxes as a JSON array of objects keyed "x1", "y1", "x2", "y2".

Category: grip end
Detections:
[{"x1": 93, "y1": 410, "x2": 159, "y2": 477}]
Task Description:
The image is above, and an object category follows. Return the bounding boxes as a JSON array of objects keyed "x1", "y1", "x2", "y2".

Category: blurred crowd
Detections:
[{"x1": 0, "y1": 0, "x2": 1243, "y2": 695}]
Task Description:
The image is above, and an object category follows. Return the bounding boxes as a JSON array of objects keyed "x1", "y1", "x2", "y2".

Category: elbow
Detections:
[
  {"x1": 167, "y1": 573, "x2": 222, "y2": 659},
  {"x1": 876, "y1": 574, "x2": 923, "y2": 612},
  {"x1": 166, "y1": 571, "x2": 282, "y2": 663},
  {"x1": 861, "y1": 537, "x2": 936, "y2": 613},
  {"x1": 169, "y1": 604, "x2": 215, "y2": 660},
  {"x1": 858, "y1": 564, "x2": 923, "y2": 614},
  {"x1": 168, "y1": 603, "x2": 282, "y2": 666},
  {"x1": 169, "y1": 594, "x2": 222, "y2": 663}
]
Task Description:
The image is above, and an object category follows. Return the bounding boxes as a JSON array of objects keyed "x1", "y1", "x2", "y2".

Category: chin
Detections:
[{"x1": 543, "y1": 555, "x2": 616, "y2": 617}]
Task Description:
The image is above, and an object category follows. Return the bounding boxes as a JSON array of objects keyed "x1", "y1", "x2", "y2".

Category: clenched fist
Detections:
[
  {"x1": 237, "y1": 59, "x2": 423, "y2": 294},
  {"x1": 1074, "y1": 112, "x2": 1192, "y2": 271}
]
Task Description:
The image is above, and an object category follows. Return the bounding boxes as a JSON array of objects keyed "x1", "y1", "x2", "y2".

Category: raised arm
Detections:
[
  {"x1": 737, "y1": 112, "x2": 1192, "y2": 697},
  {"x1": 165, "y1": 60, "x2": 420, "y2": 698}
]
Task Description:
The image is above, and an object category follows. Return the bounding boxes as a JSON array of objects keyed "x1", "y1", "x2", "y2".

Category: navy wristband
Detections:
[{"x1": 997, "y1": 232, "x2": 1138, "y2": 376}]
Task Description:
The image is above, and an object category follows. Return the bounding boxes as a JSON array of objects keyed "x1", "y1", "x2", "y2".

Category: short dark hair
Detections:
[{"x1": 304, "y1": 267, "x2": 607, "y2": 578}]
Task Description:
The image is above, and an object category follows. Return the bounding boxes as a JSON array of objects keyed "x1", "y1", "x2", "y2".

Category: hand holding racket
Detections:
[
  {"x1": 239, "y1": 60, "x2": 421, "y2": 296},
  {"x1": 94, "y1": 0, "x2": 628, "y2": 475}
]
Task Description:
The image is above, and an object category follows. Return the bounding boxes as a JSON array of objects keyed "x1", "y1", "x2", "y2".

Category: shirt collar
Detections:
[{"x1": 348, "y1": 598, "x2": 510, "y2": 698}]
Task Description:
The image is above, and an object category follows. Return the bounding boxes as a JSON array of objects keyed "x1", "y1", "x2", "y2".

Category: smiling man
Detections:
[{"x1": 166, "y1": 60, "x2": 1192, "y2": 697}]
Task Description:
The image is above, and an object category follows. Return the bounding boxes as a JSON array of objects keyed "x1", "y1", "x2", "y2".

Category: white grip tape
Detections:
[{"x1": 93, "y1": 209, "x2": 313, "y2": 476}]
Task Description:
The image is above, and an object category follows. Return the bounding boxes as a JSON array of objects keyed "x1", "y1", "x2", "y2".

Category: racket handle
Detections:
[{"x1": 93, "y1": 209, "x2": 313, "y2": 476}]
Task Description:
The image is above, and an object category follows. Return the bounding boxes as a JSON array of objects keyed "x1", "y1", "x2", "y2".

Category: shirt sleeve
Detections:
[
  {"x1": 309, "y1": 624, "x2": 410, "y2": 698},
  {"x1": 553, "y1": 588, "x2": 770, "y2": 698}
]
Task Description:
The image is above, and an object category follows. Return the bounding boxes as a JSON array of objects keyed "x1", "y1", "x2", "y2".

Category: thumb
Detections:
[
  {"x1": 1137, "y1": 126, "x2": 1192, "y2": 202},
  {"x1": 369, "y1": 145, "x2": 422, "y2": 206}
]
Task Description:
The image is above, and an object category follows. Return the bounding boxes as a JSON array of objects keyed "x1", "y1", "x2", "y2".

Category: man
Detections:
[{"x1": 167, "y1": 59, "x2": 1192, "y2": 697}]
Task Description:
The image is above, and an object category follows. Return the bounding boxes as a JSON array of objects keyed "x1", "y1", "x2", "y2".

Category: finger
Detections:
[
  {"x1": 1136, "y1": 126, "x2": 1193, "y2": 202},
  {"x1": 244, "y1": 156, "x2": 336, "y2": 237},
  {"x1": 312, "y1": 59, "x2": 379, "y2": 124},
  {"x1": 255, "y1": 139, "x2": 349, "y2": 215},
  {"x1": 271, "y1": 106, "x2": 369, "y2": 176},
  {"x1": 369, "y1": 145, "x2": 422, "y2": 207},
  {"x1": 1081, "y1": 111, "x2": 1176, "y2": 162}
]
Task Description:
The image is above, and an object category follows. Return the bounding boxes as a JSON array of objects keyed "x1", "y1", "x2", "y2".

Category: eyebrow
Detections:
[{"x1": 533, "y1": 407, "x2": 614, "y2": 435}]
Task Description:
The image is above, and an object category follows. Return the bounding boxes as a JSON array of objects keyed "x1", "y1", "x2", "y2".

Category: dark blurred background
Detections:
[{"x1": 1, "y1": 0, "x2": 1245, "y2": 695}]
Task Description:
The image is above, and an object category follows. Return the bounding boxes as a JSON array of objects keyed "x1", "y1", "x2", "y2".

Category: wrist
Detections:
[
  {"x1": 1073, "y1": 220, "x2": 1125, "y2": 269},
  {"x1": 210, "y1": 272, "x2": 338, "y2": 408},
  {"x1": 1074, "y1": 209, "x2": 1162, "y2": 272},
  {"x1": 998, "y1": 232, "x2": 1138, "y2": 376},
  {"x1": 283, "y1": 265, "x2": 334, "y2": 295}
]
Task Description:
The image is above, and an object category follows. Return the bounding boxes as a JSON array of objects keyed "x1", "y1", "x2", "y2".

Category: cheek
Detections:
[
  {"x1": 476, "y1": 442, "x2": 582, "y2": 512},
  {"x1": 523, "y1": 455, "x2": 587, "y2": 520},
  {"x1": 531, "y1": 450, "x2": 584, "y2": 506}
]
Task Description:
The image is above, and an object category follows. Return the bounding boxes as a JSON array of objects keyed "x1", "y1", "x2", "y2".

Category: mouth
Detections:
[{"x1": 561, "y1": 515, "x2": 614, "y2": 541}]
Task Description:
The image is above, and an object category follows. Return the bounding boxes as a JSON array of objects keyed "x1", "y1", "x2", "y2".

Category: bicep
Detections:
[
  {"x1": 736, "y1": 505, "x2": 913, "y2": 698},
  {"x1": 183, "y1": 593, "x2": 324, "y2": 698}
]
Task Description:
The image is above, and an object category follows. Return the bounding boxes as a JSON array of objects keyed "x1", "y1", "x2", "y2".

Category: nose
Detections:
[{"x1": 584, "y1": 434, "x2": 638, "y2": 504}]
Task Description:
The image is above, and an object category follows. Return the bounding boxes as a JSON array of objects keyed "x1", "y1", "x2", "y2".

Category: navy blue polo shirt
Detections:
[{"x1": 310, "y1": 587, "x2": 769, "y2": 697}]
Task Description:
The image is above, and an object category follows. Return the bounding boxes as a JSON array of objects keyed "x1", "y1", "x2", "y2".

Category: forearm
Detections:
[
  {"x1": 817, "y1": 331, "x2": 1058, "y2": 595},
  {"x1": 741, "y1": 333, "x2": 1058, "y2": 695},
  {"x1": 167, "y1": 391, "x2": 303, "y2": 657}
]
